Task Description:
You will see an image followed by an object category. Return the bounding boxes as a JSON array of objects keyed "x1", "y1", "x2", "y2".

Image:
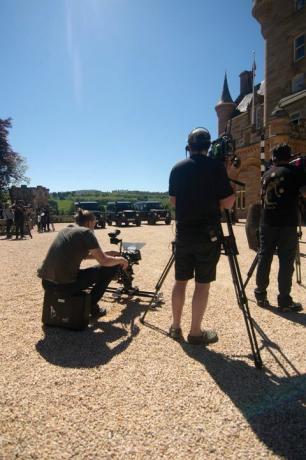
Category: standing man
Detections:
[
  {"x1": 254, "y1": 144, "x2": 306, "y2": 312},
  {"x1": 13, "y1": 200, "x2": 25, "y2": 239},
  {"x1": 38, "y1": 209, "x2": 128, "y2": 318},
  {"x1": 168, "y1": 127, "x2": 236, "y2": 344}
]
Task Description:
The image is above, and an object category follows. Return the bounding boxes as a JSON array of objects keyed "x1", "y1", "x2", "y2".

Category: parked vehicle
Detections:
[
  {"x1": 134, "y1": 201, "x2": 171, "y2": 225},
  {"x1": 106, "y1": 201, "x2": 141, "y2": 227},
  {"x1": 74, "y1": 201, "x2": 106, "y2": 228}
]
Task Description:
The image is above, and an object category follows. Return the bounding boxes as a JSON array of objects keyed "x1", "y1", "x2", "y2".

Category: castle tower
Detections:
[
  {"x1": 252, "y1": 0, "x2": 306, "y2": 126},
  {"x1": 215, "y1": 73, "x2": 236, "y2": 136}
]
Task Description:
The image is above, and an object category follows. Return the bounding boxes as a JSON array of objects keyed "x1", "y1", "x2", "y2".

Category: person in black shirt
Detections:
[
  {"x1": 13, "y1": 200, "x2": 25, "y2": 239},
  {"x1": 38, "y1": 209, "x2": 128, "y2": 318},
  {"x1": 254, "y1": 144, "x2": 306, "y2": 312},
  {"x1": 168, "y1": 127, "x2": 236, "y2": 345}
]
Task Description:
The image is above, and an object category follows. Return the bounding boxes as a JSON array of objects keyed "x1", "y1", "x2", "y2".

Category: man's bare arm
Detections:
[
  {"x1": 169, "y1": 196, "x2": 176, "y2": 207},
  {"x1": 219, "y1": 194, "x2": 236, "y2": 210},
  {"x1": 90, "y1": 248, "x2": 128, "y2": 269}
]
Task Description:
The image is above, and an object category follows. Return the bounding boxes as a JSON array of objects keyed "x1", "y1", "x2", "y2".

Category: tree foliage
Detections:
[{"x1": 0, "y1": 118, "x2": 28, "y2": 196}]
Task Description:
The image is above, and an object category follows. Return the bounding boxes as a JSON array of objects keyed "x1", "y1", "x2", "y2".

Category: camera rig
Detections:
[
  {"x1": 209, "y1": 134, "x2": 241, "y2": 169},
  {"x1": 105, "y1": 230, "x2": 163, "y2": 307}
]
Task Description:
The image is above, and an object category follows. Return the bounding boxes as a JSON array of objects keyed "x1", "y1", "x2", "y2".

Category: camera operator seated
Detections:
[{"x1": 37, "y1": 209, "x2": 128, "y2": 318}]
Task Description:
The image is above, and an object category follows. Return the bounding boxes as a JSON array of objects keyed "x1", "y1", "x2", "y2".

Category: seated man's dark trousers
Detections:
[
  {"x1": 42, "y1": 265, "x2": 118, "y2": 307},
  {"x1": 255, "y1": 225, "x2": 298, "y2": 307}
]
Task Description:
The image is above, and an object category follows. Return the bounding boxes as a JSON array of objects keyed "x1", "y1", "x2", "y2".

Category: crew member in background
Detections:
[
  {"x1": 168, "y1": 127, "x2": 237, "y2": 345},
  {"x1": 254, "y1": 144, "x2": 306, "y2": 312},
  {"x1": 37, "y1": 209, "x2": 128, "y2": 318},
  {"x1": 13, "y1": 200, "x2": 25, "y2": 240}
]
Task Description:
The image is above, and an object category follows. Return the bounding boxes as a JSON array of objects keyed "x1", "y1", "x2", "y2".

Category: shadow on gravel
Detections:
[
  {"x1": 248, "y1": 299, "x2": 306, "y2": 327},
  {"x1": 182, "y1": 345, "x2": 306, "y2": 460},
  {"x1": 36, "y1": 300, "x2": 143, "y2": 368}
]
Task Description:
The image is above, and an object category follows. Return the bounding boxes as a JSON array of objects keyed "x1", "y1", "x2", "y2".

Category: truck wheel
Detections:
[
  {"x1": 116, "y1": 219, "x2": 122, "y2": 227},
  {"x1": 101, "y1": 222, "x2": 106, "y2": 229},
  {"x1": 165, "y1": 219, "x2": 171, "y2": 225},
  {"x1": 136, "y1": 219, "x2": 141, "y2": 226}
]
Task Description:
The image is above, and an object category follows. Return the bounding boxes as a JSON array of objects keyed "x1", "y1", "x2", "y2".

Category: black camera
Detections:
[
  {"x1": 209, "y1": 134, "x2": 241, "y2": 168},
  {"x1": 108, "y1": 229, "x2": 142, "y2": 265},
  {"x1": 122, "y1": 246, "x2": 141, "y2": 264},
  {"x1": 108, "y1": 229, "x2": 122, "y2": 245},
  {"x1": 107, "y1": 229, "x2": 143, "y2": 291}
]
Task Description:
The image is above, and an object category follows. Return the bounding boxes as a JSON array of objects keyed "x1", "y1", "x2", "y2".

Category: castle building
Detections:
[
  {"x1": 215, "y1": 0, "x2": 306, "y2": 218},
  {"x1": 9, "y1": 184, "x2": 49, "y2": 209}
]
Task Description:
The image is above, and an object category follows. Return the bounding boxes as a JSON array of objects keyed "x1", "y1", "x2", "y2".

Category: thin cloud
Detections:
[{"x1": 65, "y1": 0, "x2": 82, "y2": 106}]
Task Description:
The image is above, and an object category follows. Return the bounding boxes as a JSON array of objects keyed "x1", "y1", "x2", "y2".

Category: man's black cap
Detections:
[
  {"x1": 187, "y1": 127, "x2": 211, "y2": 152},
  {"x1": 271, "y1": 143, "x2": 292, "y2": 162}
]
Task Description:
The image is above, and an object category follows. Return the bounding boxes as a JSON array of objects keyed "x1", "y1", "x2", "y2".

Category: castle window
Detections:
[
  {"x1": 294, "y1": 34, "x2": 305, "y2": 61},
  {"x1": 289, "y1": 112, "x2": 301, "y2": 125},
  {"x1": 295, "y1": 0, "x2": 305, "y2": 10},
  {"x1": 236, "y1": 188, "x2": 246, "y2": 210},
  {"x1": 292, "y1": 73, "x2": 305, "y2": 92}
]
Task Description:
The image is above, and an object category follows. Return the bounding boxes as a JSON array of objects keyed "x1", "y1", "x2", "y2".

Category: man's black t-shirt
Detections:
[
  {"x1": 37, "y1": 225, "x2": 100, "y2": 284},
  {"x1": 169, "y1": 154, "x2": 233, "y2": 241},
  {"x1": 261, "y1": 164, "x2": 306, "y2": 227}
]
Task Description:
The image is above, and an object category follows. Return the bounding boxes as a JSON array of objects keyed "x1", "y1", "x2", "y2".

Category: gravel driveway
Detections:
[{"x1": 1, "y1": 222, "x2": 305, "y2": 459}]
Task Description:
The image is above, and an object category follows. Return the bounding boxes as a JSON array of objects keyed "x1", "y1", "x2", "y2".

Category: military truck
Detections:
[
  {"x1": 134, "y1": 201, "x2": 171, "y2": 225},
  {"x1": 74, "y1": 201, "x2": 106, "y2": 228},
  {"x1": 106, "y1": 201, "x2": 141, "y2": 227}
]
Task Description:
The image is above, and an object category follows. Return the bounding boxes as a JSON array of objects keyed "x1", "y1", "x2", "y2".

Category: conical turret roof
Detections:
[{"x1": 220, "y1": 72, "x2": 233, "y2": 103}]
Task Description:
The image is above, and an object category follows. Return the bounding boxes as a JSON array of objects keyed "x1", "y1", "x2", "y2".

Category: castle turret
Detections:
[
  {"x1": 252, "y1": 0, "x2": 306, "y2": 125},
  {"x1": 215, "y1": 73, "x2": 236, "y2": 136}
]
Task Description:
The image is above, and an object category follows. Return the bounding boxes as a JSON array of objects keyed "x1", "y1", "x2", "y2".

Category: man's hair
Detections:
[
  {"x1": 187, "y1": 127, "x2": 211, "y2": 154},
  {"x1": 75, "y1": 209, "x2": 96, "y2": 226},
  {"x1": 271, "y1": 143, "x2": 292, "y2": 163}
]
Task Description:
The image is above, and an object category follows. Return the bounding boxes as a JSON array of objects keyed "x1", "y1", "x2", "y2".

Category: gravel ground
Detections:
[{"x1": 1, "y1": 222, "x2": 305, "y2": 460}]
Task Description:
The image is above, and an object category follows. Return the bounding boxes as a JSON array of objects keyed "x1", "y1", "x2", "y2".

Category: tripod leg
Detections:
[
  {"x1": 229, "y1": 258, "x2": 263, "y2": 368},
  {"x1": 140, "y1": 253, "x2": 175, "y2": 323},
  {"x1": 222, "y1": 209, "x2": 262, "y2": 368},
  {"x1": 227, "y1": 249, "x2": 263, "y2": 369},
  {"x1": 243, "y1": 253, "x2": 258, "y2": 289}
]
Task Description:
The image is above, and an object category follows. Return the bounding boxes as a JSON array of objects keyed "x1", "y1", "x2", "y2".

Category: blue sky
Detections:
[{"x1": 0, "y1": 0, "x2": 264, "y2": 193}]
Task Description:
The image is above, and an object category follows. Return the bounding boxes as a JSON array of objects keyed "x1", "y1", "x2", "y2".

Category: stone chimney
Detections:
[{"x1": 239, "y1": 71, "x2": 253, "y2": 97}]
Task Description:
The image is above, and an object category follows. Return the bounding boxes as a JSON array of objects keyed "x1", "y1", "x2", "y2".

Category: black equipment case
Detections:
[{"x1": 42, "y1": 290, "x2": 91, "y2": 331}]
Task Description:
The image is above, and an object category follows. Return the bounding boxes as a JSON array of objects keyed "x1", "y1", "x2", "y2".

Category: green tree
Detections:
[{"x1": 0, "y1": 118, "x2": 28, "y2": 199}]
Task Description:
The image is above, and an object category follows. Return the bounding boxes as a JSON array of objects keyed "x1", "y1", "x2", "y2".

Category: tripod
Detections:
[{"x1": 140, "y1": 210, "x2": 263, "y2": 369}]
